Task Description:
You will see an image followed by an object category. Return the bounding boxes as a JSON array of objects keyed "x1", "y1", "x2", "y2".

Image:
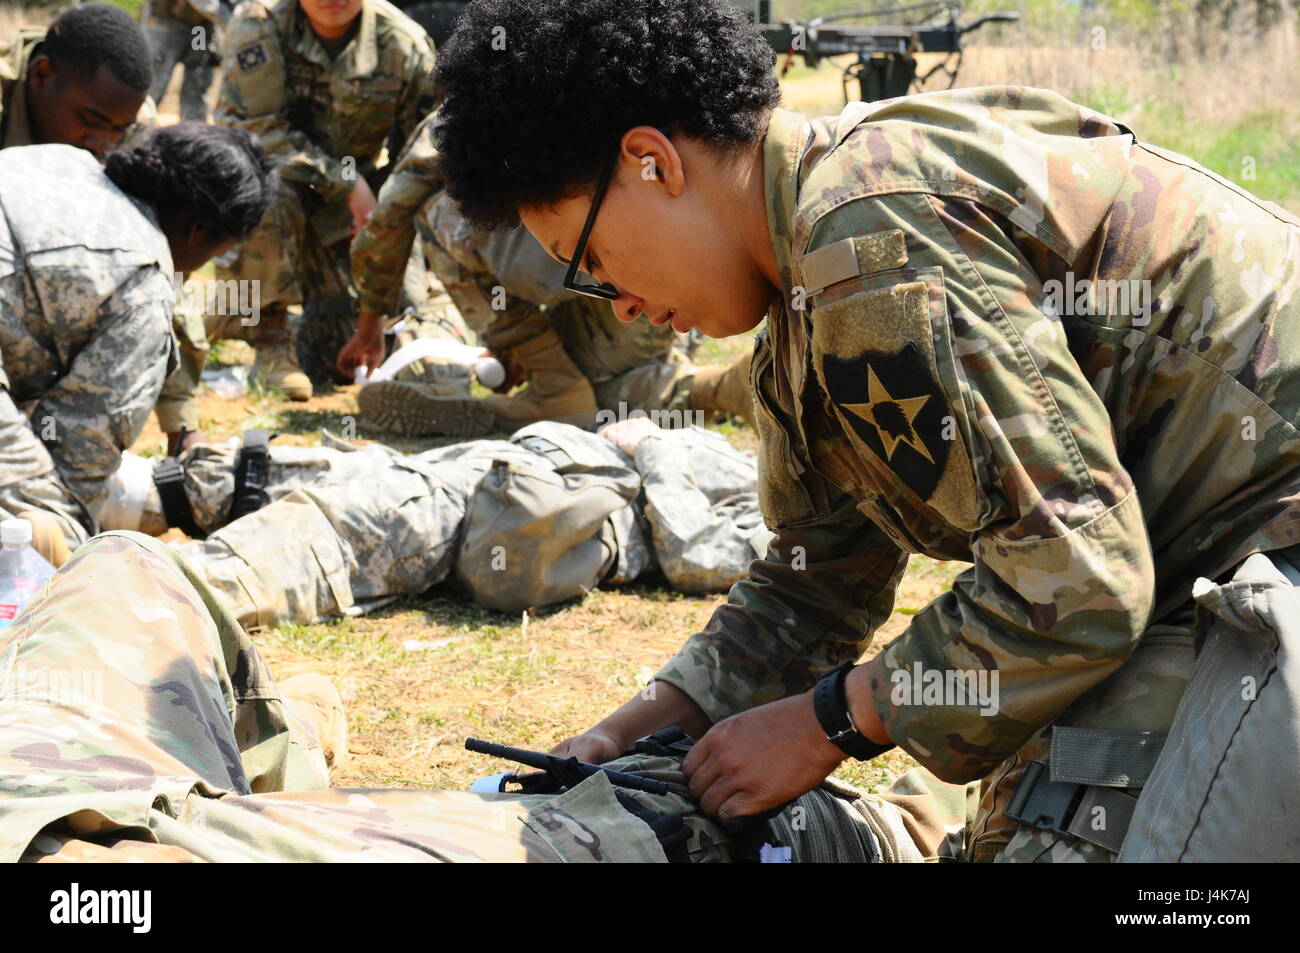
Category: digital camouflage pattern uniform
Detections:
[
  {"x1": 0, "y1": 145, "x2": 175, "y2": 551},
  {"x1": 653, "y1": 87, "x2": 1300, "y2": 862},
  {"x1": 209, "y1": 0, "x2": 436, "y2": 380},
  {"x1": 0, "y1": 531, "x2": 971, "y2": 863},
  {"x1": 166, "y1": 422, "x2": 771, "y2": 628},
  {"x1": 144, "y1": 0, "x2": 230, "y2": 122},
  {"x1": 0, "y1": 26, "x2": 199, "y2": 440},
  {"x1": 353, "y1": 112, "x2": 699, "y2": 414}
]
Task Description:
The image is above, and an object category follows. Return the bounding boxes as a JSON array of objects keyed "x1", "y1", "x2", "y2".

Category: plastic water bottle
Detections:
[{"x1": 0, "y1": 519, "x2": 56, "y2": 631}]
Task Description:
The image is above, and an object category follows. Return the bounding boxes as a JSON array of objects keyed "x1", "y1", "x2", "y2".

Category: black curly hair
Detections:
[
  {"x1": 432, "y1": 0, "x2": 780, "y2": 229},
  {"x1": 105, "y1": 123, "x2": 273, "y2": 242},
  {"x1": 41, "y1": 3, "x2": 152, "y2": 92}
]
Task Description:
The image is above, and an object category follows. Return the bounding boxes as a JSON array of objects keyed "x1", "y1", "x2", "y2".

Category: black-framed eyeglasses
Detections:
[{"x1": 562, "y1": 149, "x2": 621, "y2": 300}]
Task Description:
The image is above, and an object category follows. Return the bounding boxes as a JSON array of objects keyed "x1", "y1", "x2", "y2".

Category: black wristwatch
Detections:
[{"x1": 812, "y1": 661, "x2": 894, "y2": 761}]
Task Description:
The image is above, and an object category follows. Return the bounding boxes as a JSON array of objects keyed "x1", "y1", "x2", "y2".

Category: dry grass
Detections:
[{"x1": 779, "y1": 21, "x2": 1300, "y2": 211}]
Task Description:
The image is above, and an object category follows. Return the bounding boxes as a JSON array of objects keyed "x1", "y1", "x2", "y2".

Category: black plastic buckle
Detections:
[
  {"x1": 230, "y1": 429, "x2": 272, "y2": 522},
  {"x1": 1004, "y1": 760, "x2": 1084, "y2": 834},
  {"x1": 152, "y1": 456, "x2": 207, "y2": 539}
]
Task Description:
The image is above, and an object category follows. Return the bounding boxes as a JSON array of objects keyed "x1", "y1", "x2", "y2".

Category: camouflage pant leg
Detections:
[
  {"x1": 967, "y1": 596, "x2": 1198, "y2": 863},
  {"x1": 592, "y1": 356, "x2": 697, "y2": 420},
  {"x1": 213, "y1": 176, "x2": 312, "y2": 314},
  {"x1": 174, "y1": 449, "x2": 481, "y2": 628},
  {"x1": 419, "y1": 191, "x2": 552, "y2": 350},
  {"x1": 145, "y1": 16, "x2": 215, "y2": 122},
  {"x1": 145, "y1": 15, "x2": 189, "y2": 104},
  {"x1": 154, "y1": 306, "x2": 209, "y2": 434},
  {"x1": 550, "y1": 295, "x2": 679, "y2": 384},
  {"x1": 0, "y1": 531, "x2": 331, "y2": 863}
]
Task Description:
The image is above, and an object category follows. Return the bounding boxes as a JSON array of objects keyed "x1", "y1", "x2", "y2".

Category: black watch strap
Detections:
[{"x1": 812, "y1": 661, "x2": 894, "y2": 761}]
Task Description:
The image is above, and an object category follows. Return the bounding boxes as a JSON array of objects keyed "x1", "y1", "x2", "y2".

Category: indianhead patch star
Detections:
[{"x1": 841, "y1": 365, "x2": 935, "y2": 464}]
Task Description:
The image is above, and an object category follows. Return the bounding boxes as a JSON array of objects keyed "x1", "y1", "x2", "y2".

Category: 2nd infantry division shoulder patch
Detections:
[
  {"x1": 237, "y1": 42, "x2": 269, "y2": 71},
  {"x1": 821, "y1": 341, "x2": 951, "y2": 500}
]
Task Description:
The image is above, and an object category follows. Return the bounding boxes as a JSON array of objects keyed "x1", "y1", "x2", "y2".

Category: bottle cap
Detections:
[{"x1": 0, "y1": 519, "x2": 31, "y2": 546}]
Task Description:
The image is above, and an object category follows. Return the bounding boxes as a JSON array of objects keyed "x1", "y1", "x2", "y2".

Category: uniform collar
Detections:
[
  {"x1": 762, "y1": 107, "x2": 811, "y2": 299},
  {"x1": 296, "y1": 2, "x2": 378, "y2": 78}
]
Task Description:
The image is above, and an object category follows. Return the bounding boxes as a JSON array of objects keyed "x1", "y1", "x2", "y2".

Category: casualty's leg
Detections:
[{"x1": 0, "y1": 531, "x2": 335, "y2": 863}]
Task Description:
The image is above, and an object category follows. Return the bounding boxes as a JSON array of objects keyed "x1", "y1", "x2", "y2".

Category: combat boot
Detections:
[
  {"x1": 15, "y1": 509, "x2": 71, "y2": 568},
  {"x1": 249, "y1": 308, "x2": 312, "y2": 401},
  {"x1": 689, "y1": 351, "x2": 755, "y2": 428},
  {"x1": 358, "y1": 380, "x2": 498, "y2": 437},
  {"x1": 279, "y1": 672, "x2": 349, "y2": 780},
  {"x1": 482, "y1": 329, "x2": 597, "y2": 429}
]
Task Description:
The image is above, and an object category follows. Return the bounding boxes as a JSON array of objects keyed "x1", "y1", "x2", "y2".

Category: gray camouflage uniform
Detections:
[
  {"x1": 172, "y1": 423, "x2": 770, "y2": 628},
  {"x1": 0, "y1": 145, "x2": 175, "y2": 548}
]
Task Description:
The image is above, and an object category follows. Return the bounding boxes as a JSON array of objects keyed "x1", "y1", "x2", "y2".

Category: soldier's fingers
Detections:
[
  {"x1": 698, "y1": 771, "x2": 746, "y2": 820},
  {"x1": 685, "y1": 751, "x2": 725, "y2": 801},
  {"x1": 716, "y1": 789, "x2": 763, "y2": 826},
  {"x1": 681, "y1": 732, "x2": 713, "y2": 776}
]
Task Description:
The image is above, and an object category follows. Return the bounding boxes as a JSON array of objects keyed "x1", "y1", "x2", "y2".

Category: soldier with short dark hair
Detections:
[
  {"x1": 0, "y1": 2, "x2": 153, "y2": 156},
  {"x1": 428, "y1": 0, "x2": 1300, "y2": 861}
]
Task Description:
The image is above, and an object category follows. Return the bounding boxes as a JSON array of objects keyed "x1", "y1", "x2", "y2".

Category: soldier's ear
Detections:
[
  {"x1": 620, "y1": 126, "x2": 685, "y2": 199},
  {"x1": 27, "y1": 54, "x2": 55, "y2": 91}
]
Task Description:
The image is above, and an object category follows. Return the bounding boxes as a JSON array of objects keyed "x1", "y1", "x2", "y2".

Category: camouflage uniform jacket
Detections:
[
  {"x1": 215, "y1": 0, "x2": 436, "y2": 212},
  {"x1": 0, "y1": 145, "x2": 176, "y2": 528},
  {"x1": 0, "y1": 30, "x2": 158, "y2": 150},
  {"x1": 655, "y1": 87, "x2": 1300, "y2": 784}
]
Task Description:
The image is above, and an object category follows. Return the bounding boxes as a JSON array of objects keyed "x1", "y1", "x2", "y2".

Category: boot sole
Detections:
[{"x1": 358, "y1": 381, "x2": 497, "y2": 437}]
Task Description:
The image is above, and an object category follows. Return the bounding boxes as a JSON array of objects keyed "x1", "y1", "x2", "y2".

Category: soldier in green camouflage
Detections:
[
  {"x1": 345, "y1": 111, "x2": 754, "y2": 436},
  {"x1": 0, "y1": 125, "x2": 271, "y2": 557},
  {"x1": 430, "y1": 0, "x2": 1300, "y2": 861},
  {"x1": 211, "y1": 0, "x2": 436, "y2": 400},
  {"x1": 0, "y1": 530, "x2": 971, "y2": 862},
  {"x1": 144, "y1": 0, "x2": 231, "y2": 121}
]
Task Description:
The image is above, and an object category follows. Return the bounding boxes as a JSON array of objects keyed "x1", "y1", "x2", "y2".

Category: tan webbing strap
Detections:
[{"x1": 798, "y1": 230, "x2": 908, "y2": 297}]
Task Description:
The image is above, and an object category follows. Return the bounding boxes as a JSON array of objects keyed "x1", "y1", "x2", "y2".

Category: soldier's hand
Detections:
[
  {"x1": 549, "y1": 729, "x2": 624, "y2": 764},
  {"x1": 347, "y1": 177, "x2": 379, "y2": 237},
  {"x1": 599, "y1": 416, "x2": 661, "y2": 455},
  {"x1": 338, "y1": 313, "x2": 386, "y2": 380},
  {"x1": 683, "y1": 693, "x2": 845, "y2": 824}
]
